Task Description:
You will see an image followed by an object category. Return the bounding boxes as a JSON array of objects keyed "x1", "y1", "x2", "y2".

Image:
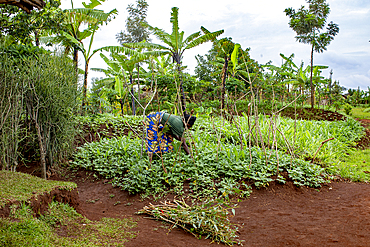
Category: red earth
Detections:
[
  {"x1": 47, "y1": 170, "x2": 370, "y2": 247},
  {"x1": 13, "y1": 113, "x2": 370, "y2": 246}
]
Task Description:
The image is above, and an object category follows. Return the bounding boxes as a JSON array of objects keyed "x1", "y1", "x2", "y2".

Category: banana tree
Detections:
[
  {"x1": 200, "y1": 27, "x2": 235, "y2": 110},
  {"x1": 91, "y1": 53, "x2": 128, "y2": 114},
  {"x1": 150, "y1": 53, "x2": 175, "y2": 76},
  {"x1": 211, "y1": 41, "x2": 259, "y2": 108},
  {"x1": 92, "y1": 46, "x2": 154, "y2": 115},
  {"x1": 60, "y1": 5, "x2": 117, "y2": 110},
  {"x1": 122, "y1": 7, "x2": 224, "y2": 113},
  {"x1": 264, "y1": 53, "x2": 300, "y2": 103}
]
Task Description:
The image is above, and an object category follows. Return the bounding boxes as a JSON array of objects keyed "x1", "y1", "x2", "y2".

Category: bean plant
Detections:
[{"x1": 72, "y1": 132, "x2": 327, "y2": 199}]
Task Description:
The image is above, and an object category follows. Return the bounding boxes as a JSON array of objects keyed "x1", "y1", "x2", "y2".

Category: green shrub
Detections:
[
  {"x1": 0, "y1": 45, "x2": 80, "y2": 172},
  {"x1": 344, "y1": 104, "x2": 353, "y2": 115}
]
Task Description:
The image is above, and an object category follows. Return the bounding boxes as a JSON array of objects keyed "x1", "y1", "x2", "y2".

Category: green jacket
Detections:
[{"x1": 161, "y1": 113, "x2": 184, "y2": 137}]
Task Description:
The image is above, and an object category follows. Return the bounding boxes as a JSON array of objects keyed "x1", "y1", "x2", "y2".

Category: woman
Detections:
[{"x1": 145, "y1": 111, "x2": 196, "y2": 161}]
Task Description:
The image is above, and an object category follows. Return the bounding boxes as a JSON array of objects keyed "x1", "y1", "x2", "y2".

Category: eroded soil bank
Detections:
[{"x1": 0, "y1": 188, "x2": 81, "y2": 218}]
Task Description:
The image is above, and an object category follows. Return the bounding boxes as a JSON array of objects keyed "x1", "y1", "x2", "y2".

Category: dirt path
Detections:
[{"x1": 57, "y1": 171, "x2": 370, "y2": 247}]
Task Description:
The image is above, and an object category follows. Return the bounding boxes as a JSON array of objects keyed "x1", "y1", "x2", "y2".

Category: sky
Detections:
[{"x1": 60, "y1": 0, "x2": 370, "y2": 90}]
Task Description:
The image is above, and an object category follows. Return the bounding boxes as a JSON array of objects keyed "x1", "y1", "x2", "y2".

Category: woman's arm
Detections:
[
  {"x1": 181, "y1": 137, "x2": 191, "y2": 156},
  {"x1": 172, "y1": 134, "x2": 192, "y2": 157}
]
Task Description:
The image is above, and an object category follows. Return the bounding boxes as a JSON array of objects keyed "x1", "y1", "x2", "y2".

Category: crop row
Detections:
[{"x1": 72, "y1": 133, "x2": 327, "y2": 198}]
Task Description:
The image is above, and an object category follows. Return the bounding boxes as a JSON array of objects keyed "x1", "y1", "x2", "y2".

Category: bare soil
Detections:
[
  {"x1": 46, "y1": 170, "x2": 370, "y2": 247},
  {"x1": 280, "y1": 107, "x2": 346, "y2": 122}
]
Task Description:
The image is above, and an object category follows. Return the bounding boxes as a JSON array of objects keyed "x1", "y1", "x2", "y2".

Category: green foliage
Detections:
[
  {"x1": 0, "y1": 43, "x2": 50, "y2": 61},
  {"x1": 23, "y1": 52, "x2": 80, "y2": 172},
  {"x1": 0, "y1": 49, "x2": 25, "y2": 170},
  {"x1": 349, "y1": 107, "x2": 370, "y2": 120},
  {"x1": 197, "y1": 115, "x2": 364, "y2": 164},
  {"x1": 77, "y1": 113, "x2": 142, "y2": 138},
  {"x1": 0, "y1": 47, "x2": 80, "y2": 172},
  {"x1": 333, "y1": 149, "x2": 370, "y2": 182},
  {"x1": 363, "y1": 108, "x2": 370, "y2": 113},
  {"x1": 0, "y1": 202, "x2": 137, "y2": 246},
  {"x1": 40, "y1": 201, "x2": 82, "y2": 227},
  {"x1": 0, "y1": 1, "x2": 64, "y2": 45},
  {"x1": 284, "y1": 0, "x2": 339, "y2": 108},
  {"x1": 116, "y1": 0, "x2": 150, "y2": 44},
  {"x1": 0, "y1": 170, "x2": 76, "y2": 208},
  {"x1": 284, "y1": 0, "x2": 339, "y2": 53},
  {"x1": 344, "y1": 104, "x2": 352, "y2": 115},
  {"x1": 225, "y1": 77, "x2": 245, "y2": 95},
  {"x1": 72, "y1": 115, "x2": 328, "y2": 198},
  {"x1": 194, "y1": 54, "x2": 217, "y2": 82},
  {"x1": 122, "y1": 7, "x2": 224, "y2": 111}
]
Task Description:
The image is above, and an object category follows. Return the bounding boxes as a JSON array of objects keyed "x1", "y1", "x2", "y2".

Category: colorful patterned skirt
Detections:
[{"x1": 145, "y1": 112, "x2": 174, "y2": 154}]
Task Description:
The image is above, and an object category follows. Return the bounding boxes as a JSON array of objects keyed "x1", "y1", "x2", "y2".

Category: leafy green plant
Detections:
[
  {"x1": 0, "y1": 170, "x2": 76, "y2": 208},
  {"x1": 332, "y1": 149, "x2": 370, "y2": 182},
  {"x1": 72, "y1": 128, "x2": 327, "y2": 198},
  {"x1": 344, "y1": 104, "x2": 353, "y2": 115},
  {"x1": 1, "y1": 201, "x2": 137, "y2": 247}
]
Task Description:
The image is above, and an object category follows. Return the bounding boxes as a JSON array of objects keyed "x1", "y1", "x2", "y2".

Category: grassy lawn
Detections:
[
  {"x1": 339, "y1": 106, "x2": 370, "y2": 119},
  {"x1": 335, "y1": 149, "x2": 370, "y2": 182},
  {"x1": 0, "y1": 171, "x2": 77, "y2": 208},
  {"x1": 0, "y1": 202, "x2": 137, "y2": 247},
  {"x1": 0, "y1": 171, "x2": 137, "y2": 246},
  {"x1": 351, "y1": 107, "x2": 370, "y2": 119}
]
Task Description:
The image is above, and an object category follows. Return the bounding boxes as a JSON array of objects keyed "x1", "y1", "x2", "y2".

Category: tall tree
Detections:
[
  {"x1": 123, "y1": 7, "x2": 224, "y2": 113},
  {"x1": 116, "y1": 0, "x2": 150, "y2": 44},
  {"x1": 0, "y1": 0, "x2": 64, "y2": 45},
  {"x1": 116, "y1": 0, "x2": 150, "y2": 103},
  {"x1": 60, "y1": 0, "x2": 117, "y2": 111},
  {"x1": 285, "y1": 0, "x2": 339, "y2": 108}
]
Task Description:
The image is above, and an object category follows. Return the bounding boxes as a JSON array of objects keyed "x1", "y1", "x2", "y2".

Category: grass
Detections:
[
  {"x1": 339, "y1": 106, "x2": 370, "y2": 119},
  {"x1": 350, "y1": 107, "x2": 370, "y2": 119},
  {"x1": 333, "y1": 149, "x2": 370, "y2": 182},
  {"x1": 0, "y1": 170, "x2": 77, "y2": 208},
  {"x1": 0, "y1": 202, "x2": 137, "y2": 247}
]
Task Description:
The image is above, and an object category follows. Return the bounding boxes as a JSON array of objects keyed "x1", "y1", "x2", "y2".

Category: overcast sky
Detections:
[{"x1": 60, "y1": 0, "x2": 370, "y2": 90}]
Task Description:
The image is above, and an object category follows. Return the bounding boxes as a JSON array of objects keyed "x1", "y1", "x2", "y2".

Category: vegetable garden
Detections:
[{"x1": 1, "y1": 0, "x2": 370, "y2": 245}]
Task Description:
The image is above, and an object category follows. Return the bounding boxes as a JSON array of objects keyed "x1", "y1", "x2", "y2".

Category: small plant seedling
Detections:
[
  {"x1": 86, "y1": 198, "x2": 100, "y2": 203},
  {"x1": 114, "y1": 201, "x2": 121, "y2": 206},
  {"x1": 109, "y1": 194, "x2": 115, "y2": 198}
]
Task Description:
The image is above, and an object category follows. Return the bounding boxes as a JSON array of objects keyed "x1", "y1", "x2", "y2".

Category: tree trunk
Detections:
[
  {"x1": 177, "y1": 63, "x2": 187, "y2": 113},
  {"x1": 130, "y1": 74, "x2": 136, "y2": 115},
  {"x1": 221, "y1": 55, "x2": 229, "y2": 110},
  {"x1": 82, "y1": 59, "x2": 89, "y2": 111},
  {"x1": 73, "y1": 47, "x2": 78, "y2": 72},
  {"x1": 137, "y1": 64, "x2": 140, "y2": 100},
  {"x1": 34, "y1": 30, "x2": 39, "y2": 47},
  {"x1": 34, "y1": 120, "x2": 47, "y2": 179},
  {"x1": 310, "y1": 44, "x2": 314, "y2": 109}
]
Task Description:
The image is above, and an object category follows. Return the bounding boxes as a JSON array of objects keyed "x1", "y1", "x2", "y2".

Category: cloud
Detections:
[{"x1": 339, "y1": 74, "x2": 370, "y2": 90}]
